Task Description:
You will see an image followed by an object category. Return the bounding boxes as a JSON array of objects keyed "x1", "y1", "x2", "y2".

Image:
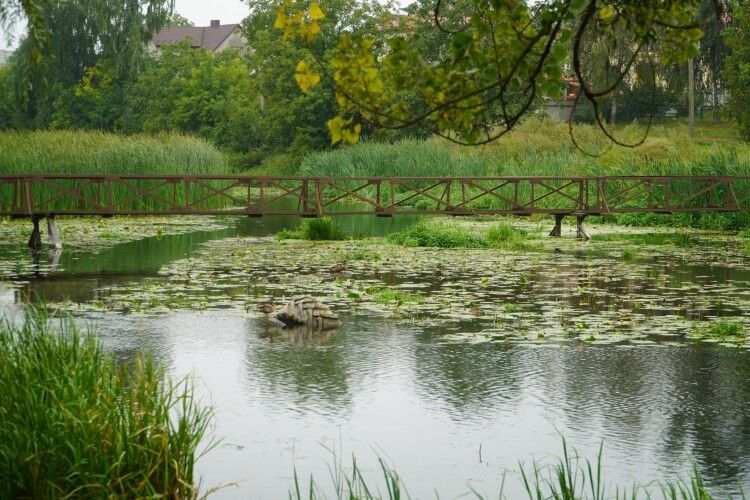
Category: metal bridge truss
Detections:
[{"x1": 2, "y1": 175, "x2": 749, "y2": 218}]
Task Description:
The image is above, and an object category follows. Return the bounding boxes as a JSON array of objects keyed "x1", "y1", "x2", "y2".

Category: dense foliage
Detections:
[
  {"x1": 724, "y1": 1, "x2": 750, "y2": 140},
  {"x1": 0, "y1": 0, "x2": 746, "y2": 165}
]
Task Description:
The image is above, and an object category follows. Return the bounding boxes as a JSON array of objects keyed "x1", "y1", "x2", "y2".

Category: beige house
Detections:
[
  {"x1": 544, "y1": 77, "x2": 581, "y2": 122},
  {"x1": 148, "y1": 20, "x2": 247, "y2": 54}
]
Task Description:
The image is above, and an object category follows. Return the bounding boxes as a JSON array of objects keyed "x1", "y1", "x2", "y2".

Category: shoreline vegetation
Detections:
[
  {"x1": 289, "y1": 441, "x2": 741, "y2": 500},
  {"x1": 0, "y1": 308, "x2": 212, "y2": 498}
]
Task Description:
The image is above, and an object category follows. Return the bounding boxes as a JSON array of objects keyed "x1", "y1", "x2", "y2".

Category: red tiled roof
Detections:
[{"x1": 153, "y1": 23, "x2": 240, "y2": 52}]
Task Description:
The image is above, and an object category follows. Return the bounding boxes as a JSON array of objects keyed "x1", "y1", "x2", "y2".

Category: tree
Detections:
[
  {"x1": 123, "y1": 42, "x2": 258, "y2": 151},
  {"x1": 9, "y1": 0, "x2": 174, "y2": 126},
  {"x1": 276, "y1": 0, "x2": 707, "y2": 145},
  {"x1": 242, "y1": 0, "x2": 396, "y2": 154},
  {"x1": 724, "y1": 1, "x2": 750, "y2": 140},
  {"x1": 0, "y1": 0, "x2": 48, "y2": 94},
  {"x1": 168, "y1": 12, "x2": 194, "y2": 26},
  {"x1": 697, "y1": 0, "x2": 729, "y2": 120}
]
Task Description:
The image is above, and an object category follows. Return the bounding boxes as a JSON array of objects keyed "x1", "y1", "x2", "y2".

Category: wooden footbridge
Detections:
[{"x1": 2, "y1": 174, "x2": 749, "y2": 247}]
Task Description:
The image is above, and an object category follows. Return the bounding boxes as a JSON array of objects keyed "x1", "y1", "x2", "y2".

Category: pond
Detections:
[{"x1": 1, "y1": 213, "x2": 749, "y2": 498}]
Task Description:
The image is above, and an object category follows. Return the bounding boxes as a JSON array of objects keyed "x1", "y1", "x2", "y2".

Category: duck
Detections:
[
  {"x1": 258, "y1": 298, "x2": 275, "y2": 316},
  {"x1": 328, "y1": 263, "x2": 346, "y2": 275}
]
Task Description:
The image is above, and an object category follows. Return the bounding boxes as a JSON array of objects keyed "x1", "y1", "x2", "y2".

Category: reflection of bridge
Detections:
[{"x1": 2, "y1": 174, "x2": 749, "y2": 246}]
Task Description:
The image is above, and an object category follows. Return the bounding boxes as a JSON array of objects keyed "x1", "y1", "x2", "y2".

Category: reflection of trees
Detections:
[
  {"x1": 541, "y1": 348, "x2": 650, "y2": 442},
  {"x1": 244, "y1": 319, "x2": 353, "y2": 414},
  {"x1": 661, "y1": 347, "x2": 750, "y2": 484},
  {"x1": 549, "y1": 346, "x2": 750, "y2": 486},
  {"x1": 412, "y1": 334, "x2": 522, "y2": 421}
]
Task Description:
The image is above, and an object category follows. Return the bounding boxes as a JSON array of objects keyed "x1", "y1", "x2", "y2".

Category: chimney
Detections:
[{"x1": 210, "y1": 19, "x2": 220, "y2": 28}]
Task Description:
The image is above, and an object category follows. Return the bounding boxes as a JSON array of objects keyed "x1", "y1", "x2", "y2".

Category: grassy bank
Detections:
[
  {"x1": 0, "y1": 309, "x2": 211, "y2": 498},
  {"x1": 294, "y1": 120, "x2": 750, "y2": 229},
  {"x1": 0, "y1": 131, "x2": 229, "y2": 211}
]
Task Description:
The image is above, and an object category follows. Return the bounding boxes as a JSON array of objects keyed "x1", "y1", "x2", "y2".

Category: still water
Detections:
[{"x1": 1, "y1": 215, "x2": 749, "y2": 498}]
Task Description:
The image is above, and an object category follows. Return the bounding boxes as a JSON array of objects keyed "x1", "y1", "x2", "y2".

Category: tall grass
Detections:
[
  {"x1": 0, "y1": 130, "x2": 227, "y2": 175},
  {"x1": 0, "y1": 130, "x2": 229, "y2": 212},
  {"x1": 299, "y1": 120, "x2": 750, "y2": 179},
  {"x1": 0, "y1": 309, "x2": 212, "y2": 498}
]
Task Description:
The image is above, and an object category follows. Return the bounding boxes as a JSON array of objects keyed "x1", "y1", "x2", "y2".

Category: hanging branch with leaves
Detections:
[{"x1": 276, "y1": 0, "x2": 707, "y2": 146}]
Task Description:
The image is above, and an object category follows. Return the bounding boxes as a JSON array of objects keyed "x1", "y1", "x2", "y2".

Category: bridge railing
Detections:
[{"x1": 1, "y1": 175, "x2": 749, "y2": 216}]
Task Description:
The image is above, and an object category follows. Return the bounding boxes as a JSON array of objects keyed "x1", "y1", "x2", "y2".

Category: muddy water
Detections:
[{"x1": 1, "y1": 215, "x2": 749, "y2": 498}]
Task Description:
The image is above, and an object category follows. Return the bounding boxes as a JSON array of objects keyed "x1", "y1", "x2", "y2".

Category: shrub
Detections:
[
  {"x1": 277, "y1": 216, "x2": 345, "y2": 241},
  {"x1": 388, "y1": 224, "x2": 487, "y2": 248}
]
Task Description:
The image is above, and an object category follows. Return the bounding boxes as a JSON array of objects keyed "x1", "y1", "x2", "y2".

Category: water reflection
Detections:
[
  {"x1": 76, "y1": 310, "x2": 750, "y2": 498},
  {"x1": 247, "y1": 322, "x2": 353, "y2": 414}
]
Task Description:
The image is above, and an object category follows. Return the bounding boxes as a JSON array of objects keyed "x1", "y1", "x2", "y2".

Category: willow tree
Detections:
[
  {"x1": 4, "y1": 0, "x2": 174, "y2": 125},
  {"x1": 276, "y1": 0, "x2": 709, "y2": 146}
]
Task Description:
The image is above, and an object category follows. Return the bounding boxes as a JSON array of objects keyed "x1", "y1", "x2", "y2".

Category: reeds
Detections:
[
  {"x1": 288, "y1": 439, "x2": 742, "y2": 499},
  {"x1": 0, "y1": 308, "x2": 212, "y2": 498},
  {"x1": 0, "y1": 130, "x2": 228, "y2": 212},
  {"x1": 299, "y1": 120, "x2": 750, "y2": 179},
  {"x1": 277, "y1": 217, "x2": 346, "y2": 241}
]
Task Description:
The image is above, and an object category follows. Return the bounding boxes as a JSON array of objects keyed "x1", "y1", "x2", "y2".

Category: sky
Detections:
[{"x1": 0, "y1": 0, "x2": 250, "y2": 51}]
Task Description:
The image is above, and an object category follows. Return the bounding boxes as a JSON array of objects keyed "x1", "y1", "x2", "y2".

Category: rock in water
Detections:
[{"x1": 275, "y1": 296, "x2": 341, "y2": 330}]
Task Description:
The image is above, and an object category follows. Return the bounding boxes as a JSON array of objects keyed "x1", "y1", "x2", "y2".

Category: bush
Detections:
[
  {"x1": 0, "y1": 309, "x2": 211, "y2": 498},
  {"x1": 388, "y1": 223, "x2": 487, "y2": 248},
  {"x1": 277, "y1": 217, "x2": 345, "y2": 241}
]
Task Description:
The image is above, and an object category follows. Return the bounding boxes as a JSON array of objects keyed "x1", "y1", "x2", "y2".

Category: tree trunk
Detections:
[
  {"x1": 610, "y1": 92, "x2": 618, "y2": 125},
  {"x1": 712, "y1": 78, "x2": 720, "y2": 123},
  {"x1": 688, "y1": 57, "x2": 695, "y2": 136}
]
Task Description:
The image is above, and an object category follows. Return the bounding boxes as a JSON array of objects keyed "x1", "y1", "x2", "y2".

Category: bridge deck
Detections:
[{"x1": 1, "y1": 175, "x2": 749, "y2": 217}]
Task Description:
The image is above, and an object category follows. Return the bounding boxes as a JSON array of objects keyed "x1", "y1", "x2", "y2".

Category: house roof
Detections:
[{"x1": 153, "y1": 23, "x2": 240, "y2": 52}]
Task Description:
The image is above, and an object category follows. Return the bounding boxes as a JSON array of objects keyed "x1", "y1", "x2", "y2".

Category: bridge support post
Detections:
[
  {"x1": 47, "y1": 215, "x2": 62, "y2": 249},
  {"x1": 549, "y1": 214, "x2": 565, "y2": 237},
  {"x1": 576, "y1": 215, "x2": 590, "y2": 240},
  {"x1": 28, "y1": 215, "x2": 42, "y2": 250}
]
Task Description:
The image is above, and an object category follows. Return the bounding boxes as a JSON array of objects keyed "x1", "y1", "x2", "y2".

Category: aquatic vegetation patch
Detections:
[
  {"x1": 0, "y1": 216, "x2": 232, "y2": 251},
  {"x1": 17, "y1": 216, "x2": 750, "y2": 349},
  {"x1": 689, "y1": 320, "x2": 746, "y2": 343},
  {"x1": 388, "y1": 221, "x2": 540, "y2": 250},
  {"x1": 51, "y1": 231, "x2": 750, "y2": 350},
  {"x1": 362, "y1": 285, "x2": 425, "y2": 305},
  {"x1": 277, "y1": 217, "x2": 346, "y2": 241},
  {"x1": 388, "y1": 223, "x2": 487, "y2": 248},
  {"x1": 0, "y1": 309, "x2": 212, "y2": 498},
  {"x1": 595, "y1": 232, "x2": 698, "y2": 247}
]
